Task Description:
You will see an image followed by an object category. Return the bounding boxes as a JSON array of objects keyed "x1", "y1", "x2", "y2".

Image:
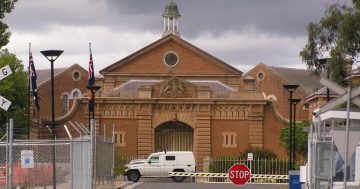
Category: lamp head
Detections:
[
  {"x1": 40, "y1": 50, "x2": 63, "y2": 62},
  {"x1": 290, "y1": 98, "x2": 301, "y2": 105},
  {"x1": 283, "y1": 84, "x2": 299, "y2": 93},
  {"x1": 87, "y1": 85, "x2": 101, "y2": 92}
]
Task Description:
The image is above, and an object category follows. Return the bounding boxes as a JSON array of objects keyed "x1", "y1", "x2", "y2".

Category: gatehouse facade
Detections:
[{"x1": 30, "y1": 0, "x2": 312, "y2": 170}]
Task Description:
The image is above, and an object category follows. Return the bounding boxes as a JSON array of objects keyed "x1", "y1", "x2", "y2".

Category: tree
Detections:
[
  {"x1": 114, "y1": 147, "x2": 128, "y2": 177},
  {"x1": 279, "y1": 120, "x2": 309, "y2": 160},
  {"x1": 300, "y1": 0, "x2": 360, "y2": 85},
  {"x1": 0, "y1": 0, "x2": 17, "y2": 48},
  {"x1": 0, "y1": 49, "x2": 28, "y2": 135}
]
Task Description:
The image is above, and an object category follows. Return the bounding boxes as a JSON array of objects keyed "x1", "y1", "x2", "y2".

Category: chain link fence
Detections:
[
  {"x1": 95, "y1": 136, "x2": 115, "y2": 188},
  {"x1": 0, "y1": 119, "x2": 115, "y2": 189}
]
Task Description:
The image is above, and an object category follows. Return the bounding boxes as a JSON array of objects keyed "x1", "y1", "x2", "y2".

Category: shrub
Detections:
[{"x1": 239, "y1": 148, "x2": 278, "y2": 159}]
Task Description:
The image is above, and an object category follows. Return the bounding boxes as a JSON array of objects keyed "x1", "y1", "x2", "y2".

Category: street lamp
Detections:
[
  {"x1": 40, "y1": 49, "x2": 63, "y2": 189},
  {"x1": 86, "y1": 85, "x2": 101, "y2": 130},
  {"x1": 283, "y1": 84, "x2": 299, "y2": 170},
  {"x1": 291, "y1": 98, "x2": 301, "y2": 168}
]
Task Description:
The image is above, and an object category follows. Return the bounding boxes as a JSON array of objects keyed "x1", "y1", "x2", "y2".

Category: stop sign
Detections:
[{"x1": 228, "y1": 163, "x2": 251, "y2": 185}]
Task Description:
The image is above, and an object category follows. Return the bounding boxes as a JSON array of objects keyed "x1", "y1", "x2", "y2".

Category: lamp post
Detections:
[
  {"x1": 86, "y1": 85, "x2": 101, "y2": 131},
  {"x1": 40, "y1": 50, "x2": 63, "y2": 189},
  {"x1": 283, "y1": 84, "x2": 299, "y2": 170},
  {"x1": 291, "y1": 98, "x2": 301, "y2": 168}
]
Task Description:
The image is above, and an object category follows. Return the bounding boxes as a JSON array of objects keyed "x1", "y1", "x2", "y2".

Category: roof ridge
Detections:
[
  {"x1": 37, "y1": 64, "x2": 86, "y2": 87},
  {"x1": 269, "y1": 65, "x2": 309, "y2": 71}
]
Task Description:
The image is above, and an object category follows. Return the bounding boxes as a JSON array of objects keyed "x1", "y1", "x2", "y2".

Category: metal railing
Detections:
[{"x1": 202, "y1": 156, "x2": 304, "y2": 183}]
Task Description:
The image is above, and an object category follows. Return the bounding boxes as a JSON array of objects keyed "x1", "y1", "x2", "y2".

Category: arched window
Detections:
[
  {"x1": 61, "y1": 93, "x2": 69, "y2": 115},
  {"x1": 70, "y1": 88, "x2": 82, "y2": 99}
]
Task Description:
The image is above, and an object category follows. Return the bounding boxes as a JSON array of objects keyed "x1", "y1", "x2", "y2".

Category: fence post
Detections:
[
  {"x1": 70, "y1": 140, "x2": 73, "y2": 189},
  {"x1": 5, "y1": 122, "x2": 8, "y2": 188},
  {"x1": 90, "y1": 119, "x2": 95, "y2": 189},
  {"x1": 8, "y1": 118, "x2": 13, "y2": 189},
  {"x1": 112, "y1": 124, "x2": 115, "y2": 188}
]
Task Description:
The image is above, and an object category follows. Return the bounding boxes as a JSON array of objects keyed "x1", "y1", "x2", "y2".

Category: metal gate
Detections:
[{"x1": 155, "y1": 121, "x2": 193, "y2": 152}]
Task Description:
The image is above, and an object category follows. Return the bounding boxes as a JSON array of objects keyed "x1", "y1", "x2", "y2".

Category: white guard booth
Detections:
[{"x1": 306, "y1": 109, "x2": 360, "y2": 189}]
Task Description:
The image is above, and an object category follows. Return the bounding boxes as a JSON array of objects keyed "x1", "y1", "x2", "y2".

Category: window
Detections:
[
  {"x1": 72, "y1": 70, "x2": 81, "y2": 81},
  {"x1": 222, "y1": 132, "x2": 237, "y2": 148},
  {"x1": 73, "y1": 91, "x2": 79, "y2": 98},
  {"x1": 163, "y1": 51, "x2": 179, "y2": 67},
  {"x1": 303, "y1": 103, "x2": 309, "y2": 110},
  {"x1": 149, "y1": 156, "x2": 160, "y2": 164},
  {"x1": 61, "y1": 93, "x2": 69, "y2": 115},
  {"x1": 70, "y1": 88, "x2": 82, "y2": 99},
  {"x1": 257, "y1": 71, "x2": 265, "y2": 81},
  {"x1": 115, "y1": 131, "x2": 126, "y2": 147},
  {"x1": 166, "y1": 156, "x2": 176, "y2": 161}
]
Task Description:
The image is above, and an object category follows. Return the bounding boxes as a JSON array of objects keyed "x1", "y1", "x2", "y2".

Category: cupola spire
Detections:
[{"x1": 162, "y1": 0, "x2": 181, "y2": 37}]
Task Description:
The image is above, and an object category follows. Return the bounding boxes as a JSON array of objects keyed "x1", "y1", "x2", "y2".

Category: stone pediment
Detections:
[
  {"x1": 99, "y1": 34, "x2": 242, "y2": 76},
  {"x1": 152, "y1": 77, "x2": 196, "y2": 98}
]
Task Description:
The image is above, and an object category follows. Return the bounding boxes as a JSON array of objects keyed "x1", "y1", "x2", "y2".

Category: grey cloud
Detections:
[
  {"x1": 105, "y1": 0, "x2": 327, "y2": 37},
  {"x1": 5, "y1": 0, "x2": 326, "y2": 37},
  {"x1": 3, "y1": 0, "x2": 330, "y2": 73}
]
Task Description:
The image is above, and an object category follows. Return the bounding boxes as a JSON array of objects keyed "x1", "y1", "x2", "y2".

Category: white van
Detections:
[{"x1": 124, "y1": 151, "x2": 196, "y2": 182}]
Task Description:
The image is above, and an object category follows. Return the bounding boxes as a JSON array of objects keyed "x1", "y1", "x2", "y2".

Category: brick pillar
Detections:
[
  {"x1": 248, "y1": 105, "x2": 265, "y2": 148},
  {"x1": 248, "y1": 120, "x2": 263, "y2": 148},
  {"x1": 137, "y1": 112, "x2": 153, "y2": 157},
  {"x1": 195, "y1": 112, "x2": 211, "y2": 172}
]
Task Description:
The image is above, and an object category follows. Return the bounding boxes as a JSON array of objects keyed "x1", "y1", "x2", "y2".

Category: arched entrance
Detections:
[{"x1": 155, "y1": 121, "x2": 194, "y2": 152}]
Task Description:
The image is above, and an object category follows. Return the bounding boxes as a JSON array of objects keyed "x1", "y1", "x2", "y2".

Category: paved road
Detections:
[
  {"x1": 126, "y1": 178, "x2": 287, "y2": 189},
  {"x1": 130, "y1": 182, "x2": 287, "y2": 189}
]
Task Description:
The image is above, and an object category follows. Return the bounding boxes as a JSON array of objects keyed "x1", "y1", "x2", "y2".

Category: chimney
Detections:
[{"x1": 243, "y1": 76, "x2": 256, "y2": 91}]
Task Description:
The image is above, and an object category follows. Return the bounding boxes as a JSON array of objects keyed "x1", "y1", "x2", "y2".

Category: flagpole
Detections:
[
  {"x1": 88, "y1": 43, "x2": 91, "y2": 131},
  {"x1": 28, "y1": 43, "x2": 31, "y2": 139}
]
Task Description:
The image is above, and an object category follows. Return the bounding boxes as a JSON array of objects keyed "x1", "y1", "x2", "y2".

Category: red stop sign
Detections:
[{"x1": 228, "y1": 163, "x2": 251, "y2": 185}]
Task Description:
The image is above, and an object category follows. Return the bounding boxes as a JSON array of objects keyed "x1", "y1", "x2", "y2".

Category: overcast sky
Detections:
[{"x1": 4, "y1": 0, "x2": 330, "y2": 74}]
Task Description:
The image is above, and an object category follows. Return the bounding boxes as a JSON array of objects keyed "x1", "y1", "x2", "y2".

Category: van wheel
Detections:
[
  {"x1": 127, "y1": 170, "x2": 140, "y2": 182},
  {"x1": 172, "y1": 176, "x2": 185, "y2": 182},
  {"x1": 172, "y1": 170, "x2": 185, "y2": 182}
]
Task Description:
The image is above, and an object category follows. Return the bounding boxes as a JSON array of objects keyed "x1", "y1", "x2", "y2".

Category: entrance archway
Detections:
[{"x1": 155, "y1": 121, "x2": 194, "y2": 152}]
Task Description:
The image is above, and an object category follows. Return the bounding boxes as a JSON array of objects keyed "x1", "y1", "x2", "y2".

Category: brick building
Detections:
[
  {"x1": 29, "y1": 0, "x2": 334, "y2": 170},
  {"x1": 30, "y1": 64, "x2": 88, "y2": 138},
  {"x1": 240, "y1": 63, "x2": 336, "y2": 121}
]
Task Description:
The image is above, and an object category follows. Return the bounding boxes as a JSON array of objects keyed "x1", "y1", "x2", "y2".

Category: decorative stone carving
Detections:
[
  {"x1": 211, "y1": 106, "x2": 249, "y2": 120},
  {"x1": 155, "y1": 104, "x2": 194, "y2": 112},
  {"x1": 160, "y1": 77, "x2": 190, "y2": 98},
  {"x1": 101, "y1": 105, "x2": 138, "y2": 118}
]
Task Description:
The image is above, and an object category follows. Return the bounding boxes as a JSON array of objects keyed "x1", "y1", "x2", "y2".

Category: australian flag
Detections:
[
  {"x1": 29, "y1": 50, "x2": 40, "y2": 111},
  {"x1": 88, "y1": 43, "x2": 95, "y2": 111},
  {"x1": 88, "y1": 45, "x2": 95, "y2": 86}
]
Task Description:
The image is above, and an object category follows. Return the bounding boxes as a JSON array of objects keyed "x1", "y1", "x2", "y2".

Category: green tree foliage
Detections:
[
  {"x1": 114, "y1": 147, "x2": 128, "y2": 177},
  {"x1": 0, "y1": 49, "x2": 27, "y2": 133},
  {"x1": 300, "y1": 0, "x2": 360, "y2": 85},
  {"x1": 279, "y1": 120, "x2": 309, "y2": 160},
  {"x1": 0, "y1": 0, "x2": 17, "y2": 48}
]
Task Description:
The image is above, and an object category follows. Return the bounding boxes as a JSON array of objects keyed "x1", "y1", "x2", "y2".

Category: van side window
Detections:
[{"x1": 165, "y1": 156, "x2": 175, "y2": 161}]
